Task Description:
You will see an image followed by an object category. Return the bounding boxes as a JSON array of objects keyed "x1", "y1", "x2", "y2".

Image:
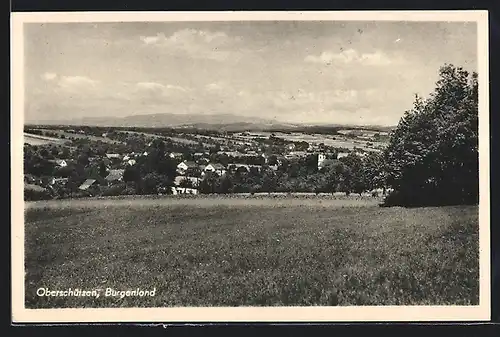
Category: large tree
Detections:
[{"x1": 383, "y1": 64, "x2": 478, "y2": 206}]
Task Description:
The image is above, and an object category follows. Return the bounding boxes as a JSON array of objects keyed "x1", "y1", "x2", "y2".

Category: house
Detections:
[
  {"x1": 354, "y1": 151, "x2": 369, "y2": 158},
  {"x1": 49, "y1": 177, "x2": 69, "y2": 186},
  {"x1": 317, "y1": 153, "x2": 326, "y2": 169},
  {"x1": 169, "y1": 152, "x2": 183, "y2": 159},
  {"x1": 193, "y1": 152, "x2": 205, "y2": 158},
  {"x1": 217, "y1": 151, "x2": 241, "y2": 157},
  {"x1": 122, "y1": 155, "x2": 130, "y2": 161},
  {"x1": 177, "y1": 161, "x2": 199, "y2": 175},
  {"x1": 49, "y1": 159, "x2": 68, "y2": 168},
  {"x1": 196, "y1": 157, "x2": 210, "y2": 165},
  {"x1": 102, "y1": 133, "x2": 107, "y2": 137},
  {"x1": 174, "y1": 176, "x2": 201, "y2": 187},
  {"x1": 127, "y1": 159, "x2": 136, "y2": 166},
  {"x1": 170, "y1": 187, "x2": 199, "y2": 195},
  {"x1": 78, "y1": 179, "x2": 98, "y2": 191},
  {"x1": 228, "y1": 163, "x2": 250, "y2": 173},
  {"x1": 106, "y1": 153, "x2": 122, "y2": 160},
  {"x1": 288, "y1": 151, "x2": 308, "y2": 157},
  {"x1": 105, "y1": 169, "x2": 125, "y2": 183},
  {"x1": 204, "y1": 163, "x2": 226, "y2": 176},
  {"x1": 228, "y1": 164, "x2": 262, "y2": 173}
]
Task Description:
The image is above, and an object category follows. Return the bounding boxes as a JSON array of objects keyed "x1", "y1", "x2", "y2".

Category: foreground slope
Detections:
[{"x1": 24, "y1": 197, "x2": 479, "y2": 307}]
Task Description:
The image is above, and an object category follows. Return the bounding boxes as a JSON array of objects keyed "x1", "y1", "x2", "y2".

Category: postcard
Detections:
[{"x1": 11, "y1": 10, "x2": 490, "y2": 323}]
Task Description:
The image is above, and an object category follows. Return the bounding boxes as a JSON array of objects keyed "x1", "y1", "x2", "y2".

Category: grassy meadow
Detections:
[{"x1": 24, "y1": 196, "x2": 479, "y2": 308}]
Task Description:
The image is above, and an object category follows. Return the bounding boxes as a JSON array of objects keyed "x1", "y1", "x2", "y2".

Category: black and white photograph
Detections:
[{"x1": 11, "y1": 11, "x2": 490, "y2": 322}]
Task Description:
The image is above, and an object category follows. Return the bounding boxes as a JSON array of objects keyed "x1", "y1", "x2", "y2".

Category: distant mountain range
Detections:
[{"x1": 25, "y1": 113, "x2": 395, "y2": 133}]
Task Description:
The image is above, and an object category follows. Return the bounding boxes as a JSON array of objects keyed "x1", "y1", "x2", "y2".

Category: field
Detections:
[
  {"x1": 119, "y1": 130, "x2": 208, "y2": 147},
  {"x1": 237, "y1": 131, "x2": 387, "y2": 152},
  {"x1": 24, "y1": 196, "x2": 479, "y2": 308},
  {"x1": 43, "y1": 129, "x2": 123, "y2": 144},
  {"x1": 23, "y1": 133, "x2": 66, "y2": 146}
]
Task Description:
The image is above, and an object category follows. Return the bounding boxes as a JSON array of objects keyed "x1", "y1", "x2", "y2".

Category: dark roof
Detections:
[{"x1": 228, "y1": 164, "x2": 250, "y2": 171}]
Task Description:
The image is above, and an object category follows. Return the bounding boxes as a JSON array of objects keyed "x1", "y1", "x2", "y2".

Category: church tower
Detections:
[{"x1": 317, "y1": 153, "x2": 326, "y2": 169}]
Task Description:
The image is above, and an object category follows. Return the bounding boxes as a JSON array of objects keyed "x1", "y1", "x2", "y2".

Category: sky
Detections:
[{"x1": 24, "y1": 20, "x2": 477, "y2": 126}]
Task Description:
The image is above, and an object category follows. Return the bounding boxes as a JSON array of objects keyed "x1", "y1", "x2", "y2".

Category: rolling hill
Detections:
[{"x1": 25, "y1": 113, "x2": 395, "y2": 133}]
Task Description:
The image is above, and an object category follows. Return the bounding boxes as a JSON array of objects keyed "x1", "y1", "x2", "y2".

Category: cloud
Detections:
[
  {"x1": 205, "y1": 82, "x2": 225, "y2": 91},
  {"x1": 304, "y1": 49, "x2": 395, "y2": 66},
  {"x1": 41, "y1": 72, "x2": 57, "y2": 81},
  {"x1": 139, "y1": 29, "x2": 241, "y2": 61},
  {"x1": 136, "y1": 81, "x2": 166, "y2": 91},
  {"x1": 130, "y1": 81, "x2": 191, "y2": 105},
  {"x1": 136, "y1": 81, "x2": 189, "y2": 93},
  {"x1": 140, "y1": 35, "x2": 162, "y2": 45},
  {"x1": 58, "y1": 75, "x2": 99, "y2": 89}
]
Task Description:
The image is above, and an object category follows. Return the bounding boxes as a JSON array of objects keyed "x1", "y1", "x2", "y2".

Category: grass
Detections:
[
  {"x1": 43, "y1": 129, "x2": 123, "y2": 144},
  {"x1": 24, "y1": 133, "x2": 66, "y2": 146},
  {"x1": 24, "y1": 197, "x2": 479, "y2": 308}
]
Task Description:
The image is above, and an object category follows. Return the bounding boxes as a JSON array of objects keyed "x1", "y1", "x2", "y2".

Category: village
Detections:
[{"x1": 23, "y1": 125, "x2": 390, "y2": 200}]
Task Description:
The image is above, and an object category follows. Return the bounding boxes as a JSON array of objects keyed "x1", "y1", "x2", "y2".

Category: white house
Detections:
[
  {"x1": 49, "y1": 159, "x2": 68, "y2": 168},
  {"x1": 170, "y1": 187, "x2": 199, "y2": 195},
  {"x1": 106, "y1": 153, "x2": 121, "y2": 160},
  {"x1": 169, "y1": 152, "x2": 183, "y2": 159},
  {"x1": 177, "y1": 161, "x2": 198, "y2": 175},
  {"x1": 174, "y1": 176, "x2": 201, "y2": 187},
  {"x1": 317, "y1": 153, "x2": 327, "y2": 169},
  {"x1": 204, "y1": 163, "x2": 226, "y2": 176},
  {"x1": 55, "y1": 159, "x2": 67, "y2": 167}
]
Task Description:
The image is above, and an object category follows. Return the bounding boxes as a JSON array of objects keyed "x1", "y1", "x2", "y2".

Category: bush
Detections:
[
  {"x1": 24, "y1": 188, "x2": 52, "y2": 201},
  {"x1": 101, "y1": 183, "x2": 126, "y2": 196}
]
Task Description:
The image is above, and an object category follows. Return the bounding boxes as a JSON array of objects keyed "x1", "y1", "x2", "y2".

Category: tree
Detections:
[
  {"x1": 261, "y1": 169, "x2": 278, "y2": 193},
  {"x1": 98, "y1": 161, "x2": 108, "y2": 178},
  {"x1": 383, "y1": 64, "x2": 478, "y2": 206},
  {"x1": 199, "y1": 172, "x2": 219, "y2": 194},
  {"x1": 77, "y1": 154, "x2": 89, "y2": 166},
  {"x1": 362, "y1": 152, "x2": 386, "y2": 192},
  {"x1": 142, "y1": 172, "x2": 162, "y2": 195},
  {"x1": 123, "y1": 165, "x2": 141, "y2": 183},
  {"x1": 216, "y1": 174, "x2": 234, "y2": 194}
]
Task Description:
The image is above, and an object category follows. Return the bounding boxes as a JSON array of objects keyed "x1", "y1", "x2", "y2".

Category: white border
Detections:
[{"x1": 11, "y1": 10, "x2": 490, "y2": 323}]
